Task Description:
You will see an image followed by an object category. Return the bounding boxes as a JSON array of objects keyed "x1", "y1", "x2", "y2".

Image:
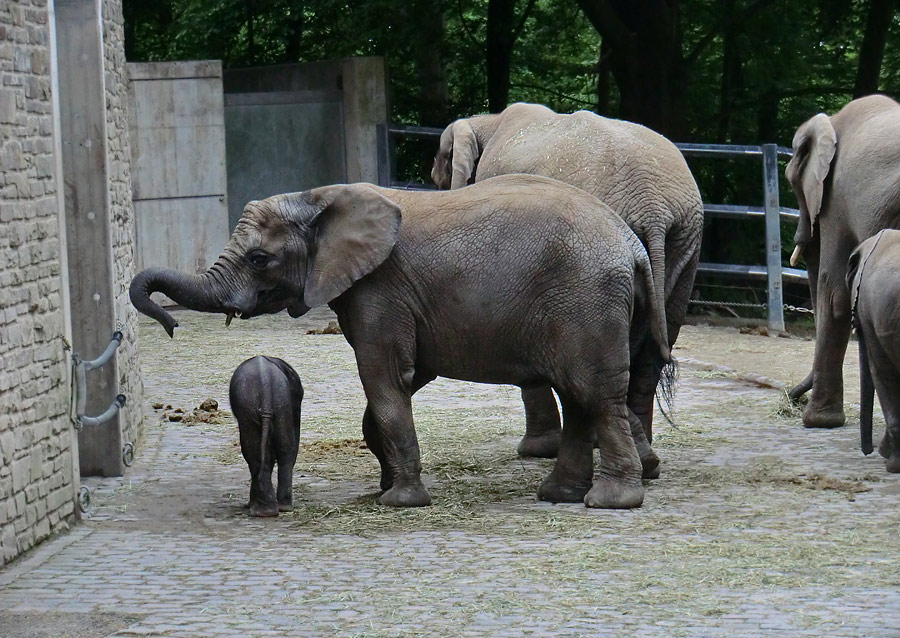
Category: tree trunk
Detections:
[
  {"x1": 414, "y1": 0, "x2": 450, "y2": 126},
  {"x1": 711, "y1": 0, "x2": 742, "y2": 204},
  {"x1": 487, "y1": 0, "x2": 517, "y2": 113},
  {"x1": 596, "y1": 38, "x2": 611, "y2": 115},
  {"x1": 282, "y1": 5, "x2": 305, "y2": 63},
  {"x1": 853, "y1": 0, "x2": 896, "y2": 98},
  {"x1": 577, "y1": 0, "x2": 686, "y2": 138},
  {"x1": 245, "y1": 0, "x2": 256, "y2": 64}
]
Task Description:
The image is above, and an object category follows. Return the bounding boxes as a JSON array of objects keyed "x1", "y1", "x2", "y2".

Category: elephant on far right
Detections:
[
  {"x1": 787, "y1": 94, "x2": 900, "y2": 429},
  {"x1": 846, "y1": 229, "x2": 900, "y2": 472}
]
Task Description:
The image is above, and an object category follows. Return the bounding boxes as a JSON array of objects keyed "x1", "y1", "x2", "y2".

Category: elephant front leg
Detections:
[
  {"x1": 537, "y1": 395, "x2": 593, "y2": 503},
  {"x1": 365, "y1": 394, "x2": 431, "y2": 508},
  {"x1": 804, "y1": 264, "x2": 852, "y2": 428},
  {"x1": 517, "y1": 385, "x2": 561, "y2": 458},
  {"x1": 879, "y1": 429, "x2": 900, "y2": 472}
]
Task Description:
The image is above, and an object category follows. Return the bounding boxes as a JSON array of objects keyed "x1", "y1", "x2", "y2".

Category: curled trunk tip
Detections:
[{"x1": 129, "y1": 268, "x2": 180, "y2": 338}]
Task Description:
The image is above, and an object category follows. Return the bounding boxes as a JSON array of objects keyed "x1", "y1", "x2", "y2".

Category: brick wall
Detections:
[
  {"x1": 0, "y1": 0, "x2": 143, "y2": 566},
  {"x1": 0, "y1": 0, "x2": 75, "y2": 564},
  {"x1": 102, "y1": 0, "x2": 142, "y2": 448}
]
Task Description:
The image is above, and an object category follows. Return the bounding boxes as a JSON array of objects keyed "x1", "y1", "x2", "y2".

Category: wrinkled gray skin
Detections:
[
  {"x1": 130, "y1": 174, "x2": 670, "y2": 509},
  {"x1": 431, "y1": 103, "x2": 703, "y2": 469},
  {"x1": 846, "y1": 229, "x2": 900, "y2": 473},
  {"x1": 230, "y1": 355, "x2": 303, "y2": 517},
  {"x1": 786, "y1": 95, "x2": 900, "y2": 429}
]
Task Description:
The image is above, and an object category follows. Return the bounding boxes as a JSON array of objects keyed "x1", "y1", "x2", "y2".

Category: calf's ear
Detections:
[{"x1": 302, "y1": 184, "x2": 401, "y2": 308}]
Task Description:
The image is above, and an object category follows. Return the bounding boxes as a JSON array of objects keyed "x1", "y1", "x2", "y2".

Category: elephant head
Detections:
[
  {"x1": 785, "y1": 112, "x2": 837, "y2": 266},
  {"x1": 130, "y1": 184, "x2": 402, "y2": 336},
  {"x1": 431, "y1": 119, "x2": 482, "y2": 190}
]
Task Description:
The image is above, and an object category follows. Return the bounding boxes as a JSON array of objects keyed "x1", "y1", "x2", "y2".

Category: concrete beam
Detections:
[{"x1": 54, "y1": 0, "x2": 123, "y2": 477}]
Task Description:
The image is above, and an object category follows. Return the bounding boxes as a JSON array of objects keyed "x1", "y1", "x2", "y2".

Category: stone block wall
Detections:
[
  {"x1": 0, "y1": 0, "x2": 143, "y2": 565},
  {"x1": 102, "y1": 0, "x2": 142, "y2": 448},
  {"x1": 0, "y1": 0, "x2": 76, "y2": 565}
]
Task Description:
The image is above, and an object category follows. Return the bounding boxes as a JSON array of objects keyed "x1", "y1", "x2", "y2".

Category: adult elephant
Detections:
[
  {"x1": 131, "y1": 175, "x2": 670, "y2": 509},
  {"x1": 431, "y1": 103, "x2": 703, "y2": 467},
  {"x1": 786, "y1": 95, "x2": 900, "y2": 429}
]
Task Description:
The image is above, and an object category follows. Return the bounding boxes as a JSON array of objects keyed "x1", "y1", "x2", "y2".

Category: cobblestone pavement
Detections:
[{"x1": 2, "y1": 310, "x2": 900, "y2": 637}]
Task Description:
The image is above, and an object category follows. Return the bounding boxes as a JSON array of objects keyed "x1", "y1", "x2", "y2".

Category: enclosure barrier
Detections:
[{"x1": 376, "y1": 125, "x2": 810, "y2": 332}]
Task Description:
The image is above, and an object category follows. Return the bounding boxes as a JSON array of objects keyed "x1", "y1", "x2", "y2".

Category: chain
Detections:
[
  {"x1": 689, "y1": 299, "x2": 766, "y2": 309},
  {"x1": 783, "y1": 304, "x2": 814, "y2": 315},
  {"x1": 689, "y1": 299, "x2": 815, "y2": 315}
]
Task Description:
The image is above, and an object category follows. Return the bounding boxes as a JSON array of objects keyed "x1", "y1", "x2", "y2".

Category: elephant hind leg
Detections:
[
  {"x1": 584, "y1": 400, "x2": 644, "y2": 509},
  {"x1": 517, "y1": 385, "x2": 561, "y2": 458},
  {"x1": 537, "y1": 377, "x2": 643, "y2": 509}
]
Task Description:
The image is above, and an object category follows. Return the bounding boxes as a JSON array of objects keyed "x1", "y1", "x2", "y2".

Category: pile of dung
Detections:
[
  {"x1": 152, "y1": 398, "x2": 230, "y2": 425},
  {"x1": 306, "y1": 321, "x2": 342, "y2": 335}
]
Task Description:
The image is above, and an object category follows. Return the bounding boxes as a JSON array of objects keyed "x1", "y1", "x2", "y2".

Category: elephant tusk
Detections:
[
  {"x1": 225, "y1": 312, "x2": 234, "y2": 327},
  {"x1": 790, "y1": 245, "x2": 804, "y2": 267}
]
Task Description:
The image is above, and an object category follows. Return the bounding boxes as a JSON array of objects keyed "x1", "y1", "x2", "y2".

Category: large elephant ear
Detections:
[
  {"x1": 785, "y1": 113, "x2": 837, "y2": 240},
  {"x1": 449, "y1": 119, "x2": 480, "y2": 189},
  {"x1": 303, "y1": 184, "x2": 401, "y2": 308}
]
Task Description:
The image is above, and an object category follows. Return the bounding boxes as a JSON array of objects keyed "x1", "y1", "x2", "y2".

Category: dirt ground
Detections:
[{"x1": 2, "y1": 307, "x2": 899, "y2": 637}]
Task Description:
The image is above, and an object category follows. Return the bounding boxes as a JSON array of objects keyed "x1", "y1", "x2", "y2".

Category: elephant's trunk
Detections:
[{"x1": 129, "y1": 267, "x2": 229, "y2": 338}]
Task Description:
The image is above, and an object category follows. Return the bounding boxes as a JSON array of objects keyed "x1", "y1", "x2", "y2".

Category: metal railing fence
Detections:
[{"x1": 376, "y1": 124, "x2": 808, "y2": 332}]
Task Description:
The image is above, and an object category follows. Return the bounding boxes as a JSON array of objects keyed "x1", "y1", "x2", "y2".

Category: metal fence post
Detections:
[{"x1": 762, "y1": 143, "x2": 785, "y2": 332}]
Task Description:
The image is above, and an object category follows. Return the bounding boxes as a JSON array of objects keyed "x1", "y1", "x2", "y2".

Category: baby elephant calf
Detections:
[
  {"x1": 230, "y1": 356, "x2": 304, "y2": 516},
  {"x1": 848, "y1": 229, "x2": 900, "y2": 473}
]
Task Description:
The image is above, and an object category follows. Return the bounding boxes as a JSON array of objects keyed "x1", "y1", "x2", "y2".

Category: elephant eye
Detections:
[{"x1": 248, "y1": 251, "x2": 271, "y2": 268}]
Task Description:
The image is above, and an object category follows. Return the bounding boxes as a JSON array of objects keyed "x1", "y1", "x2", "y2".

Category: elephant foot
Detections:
[
  {"x1": 802, "y1": 404, "x2": 846, "y2": 429},
  {"x1": 886, "y1": 454, "x2": 900, "y2": 473},
  {"x1": 277, "y1": 500, "x2": 293, "y2": 513},
  {"x1": 517, "y1": 431, "x2": 560, "y2": 458},
  {"x1": 380, "y1": 470, "x2": 393, "y2": 492},
  {"x1": 640, "y1": 449, "x2": 660, "y2": 480},
  {"x1": 249, "y1": 500, "x2": 279, "y2": 518},
  {"x1": 379, "y1": 482, "x2": 431, "y2": 507},
  {"x1": 536, "y1": 476, "x2": 591, "y2": 503},
  {"x1": 584, "y1": 477, "x2": 644, "y2": 509},
  {"x1": 878, "y1": 432, "x2": 893, "y2": 459}
]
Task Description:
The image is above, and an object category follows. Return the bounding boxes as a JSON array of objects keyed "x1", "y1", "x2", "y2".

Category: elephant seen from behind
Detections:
[
  {"x1": 131, "y1": 175, "x2": 670, "y2": 509},
  {"x1": 846, "y1": 229, "x2": 900, "y2": 473},
  {"x1": 786, "y1": 95, "x2": 900, "y2": 429},
  {"x1": 230, "y1": 355, "x2": 304, "y2": 517},
  {"x1": 431, "y1": 102, "x2": 703, "y2": 468}
]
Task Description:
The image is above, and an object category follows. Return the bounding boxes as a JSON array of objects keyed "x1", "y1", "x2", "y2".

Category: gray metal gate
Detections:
[
  {"x1": 378, "y1": 124, "x2": 808, "y2": 332},
  {"x1": 127, "y1": 61, "x2": 229, "y2": 276}
]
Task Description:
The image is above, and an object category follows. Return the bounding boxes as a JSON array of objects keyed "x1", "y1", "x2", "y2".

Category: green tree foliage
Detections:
[
  {"x1": 123, "y1": 0, "x2": 900, "y2": 147},
  {"x1": 123, "y1": 0, "x2": 900, "y2": 308}
]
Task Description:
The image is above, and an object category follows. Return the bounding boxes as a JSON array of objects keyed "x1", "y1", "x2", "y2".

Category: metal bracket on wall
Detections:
[
  {"x1": 78, "y1": 486, "x2": 91, "y2": 513},
  {"x1": 70, "y1": 331, "x2": 127, "y2": 430}
]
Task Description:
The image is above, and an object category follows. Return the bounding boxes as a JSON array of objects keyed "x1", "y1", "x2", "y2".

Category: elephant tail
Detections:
[
  {"x1": 858, "y1": 324, "x2": 875, "y2": 455},
  {"x1": 636, "y1": 243, "x2": 671, "y2": 365},
  {"x1": 645, "y1": 229, "x2": 670, "y2": 360},
  {"x1": 258, "y1": 411, "x2": 274, "y2": 482}
]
